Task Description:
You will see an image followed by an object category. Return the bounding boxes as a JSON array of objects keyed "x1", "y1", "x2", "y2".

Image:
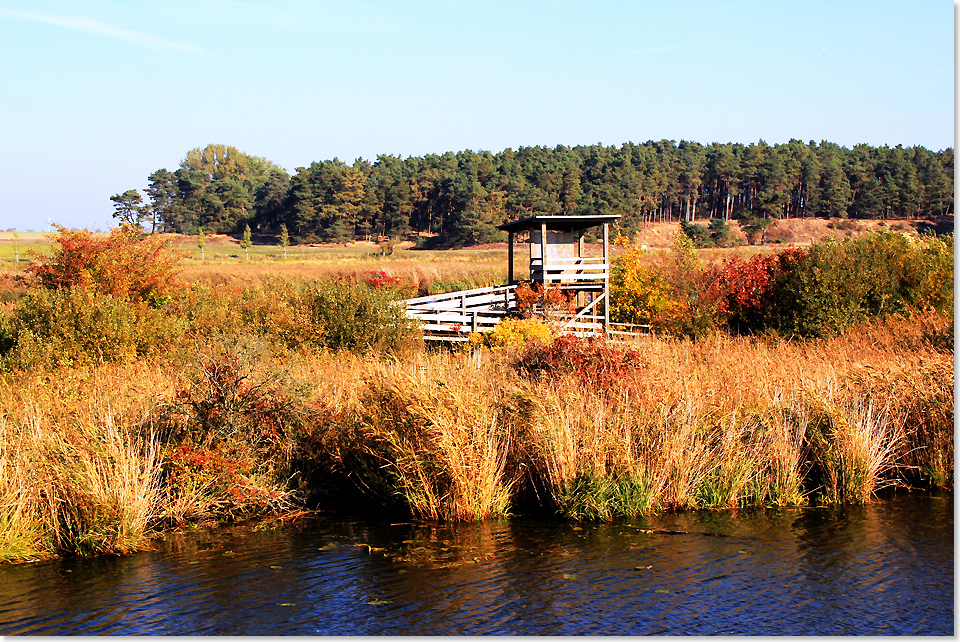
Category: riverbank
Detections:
[
  {"x1": 0, "y1": 226, "x2": 952, "y2": 563},
  {"x1": 0, "y1": 310, "x2": 952, "y2": 562}
]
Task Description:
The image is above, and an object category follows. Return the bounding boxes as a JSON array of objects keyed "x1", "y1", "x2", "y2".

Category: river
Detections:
[{"x1": 0, "y1": 492, "x2": 952, "y2": 635}]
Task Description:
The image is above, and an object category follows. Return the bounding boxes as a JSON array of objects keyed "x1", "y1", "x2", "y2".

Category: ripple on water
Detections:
[{"x1": 0, "y1": 493, "x2": 953, "y2": 635}]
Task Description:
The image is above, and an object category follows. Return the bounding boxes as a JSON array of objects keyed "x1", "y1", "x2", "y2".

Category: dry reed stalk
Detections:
[
  {"x1": 758, "y1": 392, "x2": 809, "y2": 506},
  {"x1": 0, "y1": 414, "x2": 49, "y2": 561},
  {"x1": 806, "y1": 385, "x2": 906, "y2": 503},
  {"x1": 1, "y1": 401, "x2": 162, "y2": 557},
  {"x1": 352, "y1": 353, "x2": 515, "y2": 521},
  {"x1": 49, "y1": 405, "x2": 162, "y2": 555},
  {"x1": 0, "y1": 362, "x2": 178, "y2": 557},
  {"x1": 652, "y1": 400, "x2": 712, "y2": 509}
]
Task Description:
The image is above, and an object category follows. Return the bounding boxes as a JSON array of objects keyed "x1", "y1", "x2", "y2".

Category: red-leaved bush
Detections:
[
  {"x1": 515, "y1": 334, "x2": 645, "y2": 388},
  {"x1": 701, "y1": 249, "x2": 803, "y2": 332},
  {"x1": 25, "y1": 225, "x2": 185, "y2": 306},
  {"x1": 514, "y1": 281, "x2": 575, "y2": 316}
]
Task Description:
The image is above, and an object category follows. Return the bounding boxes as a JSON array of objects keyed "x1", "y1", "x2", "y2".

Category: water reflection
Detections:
[{"x1": 0, "y1": 493, "x2": 952, "y2": 635}]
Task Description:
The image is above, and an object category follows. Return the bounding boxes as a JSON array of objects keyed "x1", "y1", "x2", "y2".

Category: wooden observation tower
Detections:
[{"x1": 404, "y1": 214, "x2": 620, "y2": 342}]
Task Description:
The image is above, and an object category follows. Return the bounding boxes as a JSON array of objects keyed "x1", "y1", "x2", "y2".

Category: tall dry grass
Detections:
[
  {"x1": 313, "y1": 353, "x2": 515, "y2": 521},
  {"x1": 0, "y1": 310, "x2": 951, "y2": 562},
  {"x1": 0, "y1": 365, "x2": 169, "y2": 560},
  {"x1": 507, "y1": 312, "x2": 950, "y2": 517},
  {"x1": 282, "y1": 311, "x2": 950, "y2": 523}
]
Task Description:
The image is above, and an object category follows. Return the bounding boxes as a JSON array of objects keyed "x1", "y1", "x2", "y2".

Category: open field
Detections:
[{"x1": 1, "y1": 216, "x2": 950, "y2": 264}]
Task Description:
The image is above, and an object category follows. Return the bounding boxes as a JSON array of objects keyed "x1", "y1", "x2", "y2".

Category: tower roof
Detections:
[{"x1": 496, "y1": 214, "x2": 621, "y2": 233}]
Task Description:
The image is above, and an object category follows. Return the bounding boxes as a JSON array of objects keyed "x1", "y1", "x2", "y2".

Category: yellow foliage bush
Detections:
[
  {"x1": 469, "y1": 317, "x2": 554, "y2": 351},
  {"x1": 609, "y1": 248, "x2": 682, "y2": 327}
]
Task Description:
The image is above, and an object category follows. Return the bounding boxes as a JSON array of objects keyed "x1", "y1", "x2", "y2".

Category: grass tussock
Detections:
[{"x1": 0, "y1": 375, "x2": 165, "y2": 560}]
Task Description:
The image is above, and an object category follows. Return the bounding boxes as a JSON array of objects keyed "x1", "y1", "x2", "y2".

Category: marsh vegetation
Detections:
[{"x1": 0, "y1": 225, "x2": 952, "y2": 562}]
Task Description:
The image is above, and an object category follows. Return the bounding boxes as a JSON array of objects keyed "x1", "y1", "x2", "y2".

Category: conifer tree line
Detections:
[{"x1": 116, "y1": 140, "x2": 954, "y2": 245}]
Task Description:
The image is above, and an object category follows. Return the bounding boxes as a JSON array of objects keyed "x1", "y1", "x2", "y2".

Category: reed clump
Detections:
[
  {"x1": 0, "y1": 310, "x2": 952, "y2": 561},
  {"x1": 0, "y1": 366, "x2": 168, "y2": 560},
  {"x1": 305, "y1": 353, "x2": 516, "y2": 521}
]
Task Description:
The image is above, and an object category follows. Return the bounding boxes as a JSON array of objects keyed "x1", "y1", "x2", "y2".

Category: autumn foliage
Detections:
[
  {"x1": 514, "y1": 281, "x2": 575, "y2": 316},
  {"x1": 701, "y1": 249, "x2": 803, "y2": 332},
  {"x1": 611, "y1": 231, "x2": 953, "y2": 338},
  {"x1": 25, "y1": 225, "x2": 186, "y2": 306}
]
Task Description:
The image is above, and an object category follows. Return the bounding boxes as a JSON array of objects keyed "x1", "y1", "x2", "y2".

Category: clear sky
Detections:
[{"x1": 0, "y1": 0, "x2": 954, "y2": 232}]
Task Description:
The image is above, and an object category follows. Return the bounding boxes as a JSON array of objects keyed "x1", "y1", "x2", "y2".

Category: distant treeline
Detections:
[{"x1": 114, "y1": 140, "x2": 954, "y2": 245}]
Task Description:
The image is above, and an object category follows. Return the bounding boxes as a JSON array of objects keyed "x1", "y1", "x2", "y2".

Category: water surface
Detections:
[{"x1": 0, "y1": 493, "x2": 952, "y2": 635}]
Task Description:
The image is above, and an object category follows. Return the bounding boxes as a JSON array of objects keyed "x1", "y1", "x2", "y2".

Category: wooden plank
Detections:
[
  {"x1": 408, "y1": 292, "x2": 516, "y2": 308},
  {"x1": 535, "y1": 257, "x2": 605, "y2": 264},
  {"x1": 406, "y1": 293, "x2": 516, "y2": 309},
  {"x1": 407, "y1": 311, "x2": 508, "y2": 322},
  {"x1": 405, "y1": 285, "x2": 514, "y2": 305},
  {"x1": 418, "y1": 320, "x2": 502, "y2": 329},
  {"x1": 421, "y1": 323, "x2": 502, "y2": 330}
]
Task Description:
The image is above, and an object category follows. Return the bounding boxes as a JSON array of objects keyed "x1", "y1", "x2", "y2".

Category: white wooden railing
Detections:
[
  {"x1": 404, "y1": 285, "x2": 517, "y2": 342},
  {"x1": 530, "y1": 257, "x2": 608, "y2": 285}
]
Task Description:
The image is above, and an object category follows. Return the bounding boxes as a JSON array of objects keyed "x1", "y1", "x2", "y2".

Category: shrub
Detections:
[
  {"x1": 299, "y1": 277, "x2": 418, "y2": 352},
  {"x1": 741, "y1": 215, "x2": 775, "y2": 245},
  {"x1": 513, "y1": 281, "x2": 575, "y2": 317},
  {"x1": 768, "y1": 232, "x2": 953, "y2": 337},
  {"x1": 1, "y1": 288, "x2": 181, "y2": 370},
  {"x1": 679, "y1": 220, "x2": 712, "y2": 248},
  {"x1": 610, "y1": 234, "x2": 715, "y2": 337},
  {"x1": 156, "y1": 338, "x2": 300, "y2": 521},
  {"x1": 708, "y1": 218, "x2": 737, "y2": 247},
  {"x1": 25, "y1": 225, "x2": 186, "y2": 307},
  {"x1": 515, "y1": 334, "x2": 645, "y2": 388},
  {"x1": 469, "y1": 317, "x2": 554, "y2": 352},
  {"x1": 701, "y1": 249, "x2": 803, "y2": 333},
  {"x1": 364, "y1": 270, "x2": 417, "y2": 296},
  {"x1": 609, "y1": 248, "x2": 681, "y2": 328},
  {"x1": 219, "y1": 277, "x2": 418, "y2": 353}
]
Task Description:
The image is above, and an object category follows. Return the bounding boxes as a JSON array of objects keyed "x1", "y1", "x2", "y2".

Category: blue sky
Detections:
[{"x1": 0, "y1": 0, "x2": 954, "y2": 232}]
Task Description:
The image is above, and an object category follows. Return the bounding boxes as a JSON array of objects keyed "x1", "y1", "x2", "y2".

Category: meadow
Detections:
[{"x1": 0, "y1": 224, "x2": 952, "y2": 562}]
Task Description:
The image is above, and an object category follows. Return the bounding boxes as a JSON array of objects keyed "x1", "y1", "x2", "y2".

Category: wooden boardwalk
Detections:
[
  {"x1": 404, "y1": 285, "x2": 517, "y2": 342},
  {"x1": 404, "y1": 284, "x2": 651, "y2": 342}
]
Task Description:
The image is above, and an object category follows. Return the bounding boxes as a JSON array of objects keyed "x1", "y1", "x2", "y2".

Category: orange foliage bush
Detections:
[
  {"x1": 26, "y1": 225, "x2": 186, "y2": 306},
  {"x1": 514, "y1": 281, "x2": 575, "y2": 316}
]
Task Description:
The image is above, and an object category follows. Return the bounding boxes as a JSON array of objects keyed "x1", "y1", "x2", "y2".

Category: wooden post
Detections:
[
  {"x1": 540, "y1": 222, "x2": 547, "y2": 283},
  {"x1": 602, "y1": 222, "x2": 610, "y2": 335},
  {"x1": 508, "y1": 231, "x2": 515, "y2": 284}
]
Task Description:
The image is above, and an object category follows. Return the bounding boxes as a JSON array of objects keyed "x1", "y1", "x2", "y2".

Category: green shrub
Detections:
[
  {"x1": 1, "y1": 288, "x2": 182, "y2": 370},
  {"x1": 708, "y1": 218, "x2": 738, "y2": 247},
  {"x1": 298, "y1": 277, "x2": 417, "y2": 352},
  {"x1": 768, "y1": 232, "x2": 954, "y2": 337},
  {"x1": 679, "y1": 219, "x2": 712, "y2": 248}
]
